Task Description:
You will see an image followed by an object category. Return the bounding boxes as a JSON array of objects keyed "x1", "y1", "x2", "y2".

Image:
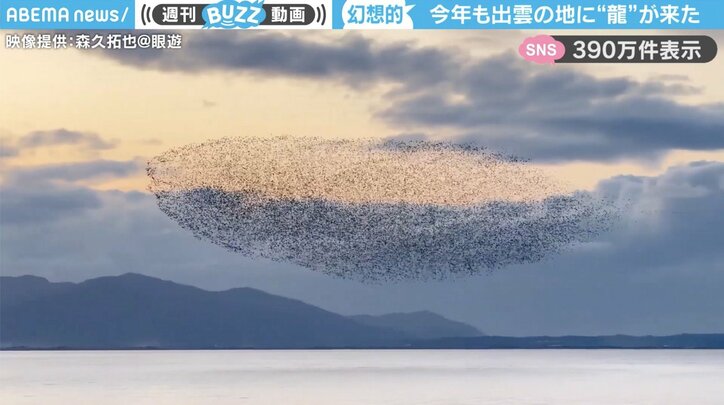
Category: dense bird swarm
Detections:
[{"x1": 148, "y1": 137, "x2": 617, "y2": 282}]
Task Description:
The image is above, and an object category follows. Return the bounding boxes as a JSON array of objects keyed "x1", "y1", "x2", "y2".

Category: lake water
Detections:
[{"x1": 2, "y1": 350, "x2": 723, "y2": 404}]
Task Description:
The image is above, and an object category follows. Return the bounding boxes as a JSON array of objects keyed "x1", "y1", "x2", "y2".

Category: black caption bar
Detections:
[
  {"x1": 554, "y1": 36, "x2": 717, "y2": 63},
  {"x1": 140, "y1": 3, "x2": 324, "y2": 26}
]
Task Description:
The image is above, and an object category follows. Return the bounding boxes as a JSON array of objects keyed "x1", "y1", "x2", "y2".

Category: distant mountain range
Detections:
[
  {"x1": 0, "y1": 273, "x2": 480, "y2": 349},
  {"x1": 2, "y1": 274, "x2": 723, "y2": 350},
  {"x1": 350, "y1": 311, "x2": 482, "y2": 340}
]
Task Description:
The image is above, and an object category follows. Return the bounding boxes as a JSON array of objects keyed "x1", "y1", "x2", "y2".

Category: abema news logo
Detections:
[{"x1": 0, "y1": 0, "x2": 134, "y2": 29}]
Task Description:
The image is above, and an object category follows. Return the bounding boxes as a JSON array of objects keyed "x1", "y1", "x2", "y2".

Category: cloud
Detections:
[
  {"x1": 0, "y1": 130, "x2": 142, "y2": 226},
  {"x1": 96, "y1": 32, "x2": 724, "y2": 162},
  {"x1": 0, "y1": 144, "x2": 19, "y2": 158},
  {"x1": 1, "y1": 160, "x2": 723, "y2": 335},
  {"x1": 1, "y1": 129, "x2": 118, "y2": 159},
  {"x1": 7, "y1": 159, "x2": 144, "y2": 184},
  {"x1": 0, "y1": 183, "x2": 102, "y2": 225},
  {"x1": 17, "y1": 129, "x2": 116, "y2": 150},
  {"x1": 590, "y1": 161, "x2": 724, "y2": 267},
  {"x1": 100, "y1": 32, "x2": 455, "y2": 90},
  {"x1": 0, "y1": 159, "x2": 145, "y2": 224},
  {"x1": 379, "y1": 53, "x2": 724, "y2": 162}
]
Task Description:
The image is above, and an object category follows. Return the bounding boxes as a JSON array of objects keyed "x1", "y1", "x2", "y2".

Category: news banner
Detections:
[{"x1": 0, "y1": 0, "x2": 720, "y2": 63}]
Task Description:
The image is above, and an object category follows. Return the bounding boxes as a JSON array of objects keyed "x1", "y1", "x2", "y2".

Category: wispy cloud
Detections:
[
  {"x1": 18, "y1": 129, "x2": 116, "y2": 150},
  {"x1": 6, "y1": 159, "x2": 144, "y2": 184},
  {"x1": 2, "y1": 129, "x2": 119, "y2": 159}
]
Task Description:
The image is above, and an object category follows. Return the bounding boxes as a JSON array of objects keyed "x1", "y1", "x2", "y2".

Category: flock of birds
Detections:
[{"x1": 148, "y1": 137, "x2": 618, "y2": 282}]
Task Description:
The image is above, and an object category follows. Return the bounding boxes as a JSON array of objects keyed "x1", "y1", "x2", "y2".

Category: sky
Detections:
[{"x1": 1, "y1": 30, "x2": 723, "y2": 335}]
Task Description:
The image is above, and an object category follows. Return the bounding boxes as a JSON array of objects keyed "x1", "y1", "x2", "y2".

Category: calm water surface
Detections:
[{"x1": 2, "y1": 350, "x2": 723, "y2": 404}]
